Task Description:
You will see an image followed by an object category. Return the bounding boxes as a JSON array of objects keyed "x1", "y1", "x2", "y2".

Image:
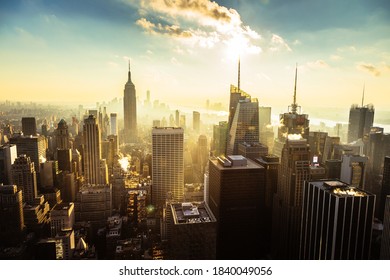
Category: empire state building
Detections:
[{"x1": 123, "y1": 62, "x2": 137, "y2": 143}]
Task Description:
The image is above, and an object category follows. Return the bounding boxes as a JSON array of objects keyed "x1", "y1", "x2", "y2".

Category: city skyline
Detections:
[{"x1": 1, "y1": 0, "x2": 390, "y2": 109}]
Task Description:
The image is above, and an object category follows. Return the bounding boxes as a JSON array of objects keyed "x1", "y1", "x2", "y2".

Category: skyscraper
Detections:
[
  {"x1": 380, "y1": 195, "x2": 390, "y2": 259},
  {"x1": 193, "y1": 111, "x2": 200, "y2": 132},
  {"x1": 212, "y1": 121, "x2": 228, "y2": 157},
  {"x1": 0, "y1": 144, "x2": 17, "y2": 185},
  {"x1": 11, "y1": 154, "x2": 38, "y2": 204},
  {"x1": 0, "y1": 185, "x2": 25, "y2": 246},
  {"x1": 273, "y1": 66, "x2": 310, "y2": 159},
  {"x1": 83, "y1": 115, "x2": 102, "y2": 185},
  {"x1": 123, "y1": 62, "x2": 137, "y2": 143},
  {"x1": 56, "y1": 119, "x2": 70, "y2": 150},
  {"x1": 340, "y1": 154, "x2": 367, "y2": 188},
  {"x1": 10, "y1": 134, "x2": 46, "y2": 172},
  {"x1": 226, "y1": 96, "x2": 259, "y2": 155},
  {"x1": 208, "y1": 155, "x2": 266, "y2": 259},
  {"x1": 110, "y1": 113, "x2": 118, "y2": 136},
  {"x1": 347, "y1": 102, "x2": 374, "y2": 143},
  {"x1": 152, "y1": 127, "x2": 184, "y2": 205},
  {"x1": 22, "y1": 117, "x2": 37, "y2": 136},
  {"x1": 272, "y1": 138, "x2": 310, "y2": 259},
  {"x1": 380, "y1": 157, "x2": 390, "y2": 221},
  {"x1": 300, "y1": 180, "x2": 375, "y2": 260}
]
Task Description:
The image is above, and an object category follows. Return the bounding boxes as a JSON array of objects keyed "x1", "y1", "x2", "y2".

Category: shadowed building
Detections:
[{"x1": 301, "y1": 180, "x2": 375, "y2": 260}]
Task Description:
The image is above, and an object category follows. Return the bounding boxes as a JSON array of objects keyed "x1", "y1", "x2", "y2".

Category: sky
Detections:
[{"x1": 1, "y1": 0, "x2": 390, "y2": 111}]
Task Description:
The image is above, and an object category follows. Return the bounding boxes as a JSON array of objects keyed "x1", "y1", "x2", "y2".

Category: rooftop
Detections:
[
  {"x1": 314, "y1": 180, "x2": 372, "y2": 197},
  {"x1": 171, "y1": 202, "x2": 216, "y2": 225}
]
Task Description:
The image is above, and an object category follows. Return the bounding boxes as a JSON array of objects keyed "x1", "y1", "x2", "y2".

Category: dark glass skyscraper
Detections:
[
  {"x1": 300, "y1": 180, "x2": 375, "y2": 260},
  {"x1": 347, "y1": 104, "x2": 374, "y2": 143},
  {"x1": 123, "y1": 63, "x2": 137, "y2": 143}
]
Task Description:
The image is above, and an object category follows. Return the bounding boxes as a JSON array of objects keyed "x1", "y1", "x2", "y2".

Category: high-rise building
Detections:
[
  {"x1": 347, "y1": 103, "x2": 374, "y2": 143},
  {"x1": 366, "y1": 129, "x2": 390, "y2": 217},
  {"x1": 10, "y1": 134, "x2": 47, "y2": 172},
  {"x1": 212, "y1": 121, "x2": 228, "y2": 157},
  {"x1": 380, "y1": 195, "x2": 390, "y2": 259},
  {"x1": 308, "y1": 131, "x2": 328, "y2": 163},
  {"x1": 0, "y1": 185, "x2": 25, "y2": 246},
  {"x1": 57, "y1": 149, "x2": 72, "y2": 172},
  {"x1": 164, "y1": 201, "x2": 216, "y2": 259},
  {"x1": 0, "y1": 144, "x2": 17, "y2": 185},
  {"x1": 11, "y1": 154, "x2": 38, "y2": 204},
  {"x1": 272, "y1": 138, "x2": 310, "y2": 259},
  {"x1": 83, "y1": 115, "x2": 102, "y2": 185},
  {"x1": 123, "y1": 63, "x2": 137, "y2": 143},
  {"x1": 50, "y1": 202, "x2": 75, "y2": 237},
  {"x1": 300, "y1": 180, "x2": 375, "y2": 260},
  {"x1": 110, "y1": 113, "x2": 118, "y2": 136},
  {"x1": 238, "y1": 142, "x2": 268, "y2": 161},
  {"x1": 175, "y1": 110, "x2": 180, "y2": 127},
  {"x1": 22, "y1": 117, "x2": 37, "y2": 136},
  {"x1": 74, "y1": 184, "x2": 112, "y2": 228},
  {"x1": 193, "y1": 111, "x2": 200, "y2": 132},
  {"x1": 56, "y1": 119, "x2": 70, "y2": 150},
  {"x1": 380, "y1": 157, "x2": 390, "y2": 221},
  {"x1": 340, "y1": 154, "x2": 367, "y2": 188},
  {"x1": 322, "y1": 136, "x2": 340, "y2": 163},
  {"x1": 226, "y1": 96, "x2": 259, "y2": 155},
  {"x1": 273, "y1": 69, "x2": 310, "y2": 159},
  {"x1": 198, "y1": 135, "x2": 208, "y2": 175},
  {"x1": 209, "y1": 155, "x2": 266, "y2": 259},
  {"x1": 152, "y1": 127, "x2": 184, "y2": 205}
]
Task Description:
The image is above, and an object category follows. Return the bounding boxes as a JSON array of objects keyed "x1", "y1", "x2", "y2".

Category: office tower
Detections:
[
  {"x1": 300, "y1": 180, "x2": 375, "y2": 260},
  {"x1": 83, "y1": 115, "x2": 102, "y2": 185},
  {"x1": 110, "y1": 113, "x2": 118, "y2": 136},
  {"x1": 22, "y1": 117, "x2": 37, "y2": 136},
  {"x1": 226, "y1": 96, "x2": 259, "y2": 155},
  {"x1": 23, "y1": 195, "x2": 50, "y2": 232},
  {"x1": 180, "y1": 115, "x2": 186, "y2": 129},
  {"x1": 308, "y1": 131, "x2": 328, "y2": 163},
  {"x1": 175, "y1": 110, "x2": 180, "y2": 127},
  {"x1": 209, "y1": 155, "x2": 266, "y2": 259},
  {"x1": 380, "y1": 195, "x2": 390, "y2": 259},
  {"x1": 193, "y1": 111, "x2": 200, "y2": 132},
  {"x1": 62, "y1": 172, "x2": 76, "y2": 203},
  {"x1": 238, "y1": 142, "x2": 268, "y2": 161},
  {"x1": 272, "y1": 138, "x2": 310, "y2": 259},
  {"x1": 0, "y1": 185, "x2": 25, "y2": 246},
  {"x1": 10, "y1": 134, "x2": 47, "y2": 172},
  {"x1": 259, "y1": 106, "x2": 271, "y2": 132},
  {"x1": 164, "y1": 202, "x2": 216, "y2": 259},
  {"x1": 340, "y1": 154, "x2": 367, "y2": 188},
  {"x1": 57, "y1": 149, "x2": 72, "y2": 172},
  {"x1": 0, "y1": 144, "x2": 17, "y2": 184},
  {"x1": 74, "y1": 184, "x2": 112, "y2": 228},
  {"x1": 347, "y1": 103, "x2": 374, "y2": 143},
  {"x1": 212, "y1": 121, "x2": 228, "y2": 157},
  {"x1": 152, "y1": 127, "x2": 184, "y2": 205},
  {"x1": 366, "y1": 129, "x2": 390, "y2": 217},
  {"x1": 50, "y1": 202, "x2": 75, "y2": 237},
  {"x1": 325, "y1": 159, "x2": 342, "y2": 179},
  {"x1": 322, "y1": 136, "x2": 340, "y2": 163},
  {"x1": 273, "y1": 66, "x2": 309, "y2": 159},
  {"x1": 123, "y1": 62, "x2": 137, "y2": 143},
  {"x1": 198, "y1": 135, "x2": 208, "y2": 175},
  {"x1": 40, "y1": 160, "x2": 60, "y2": 189},
  {"x1": 56, "y1": 119, "x2": 70, "y2": 150},
  {"x1": 380, "y1": 157, "x2": 390, "y2": 221},
  {"x1": 255, "y1": 155, "x2": 279, "y2": 254},
  {"x1": 11, "y1": 154, "x2": 38, "y2": 204}
]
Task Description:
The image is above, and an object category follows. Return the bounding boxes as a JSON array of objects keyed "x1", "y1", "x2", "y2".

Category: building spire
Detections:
[
  {"x1": 127, "y1": 60, "x2": 132, "y2": 83},
  {"x1": 361, "y1": 84, "x2": 365, "y2": 107},
  {"x1": 237, "y1": 56, "x2": 241, "y2": 92},
  {"x1": 291, "y1": 63, "x2": 298, "y2": 114}
]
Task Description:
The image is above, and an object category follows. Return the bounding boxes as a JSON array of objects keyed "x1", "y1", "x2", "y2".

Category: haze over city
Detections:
[{"x1": 1, "y1": 0, "x2": 389, "y2": 109}]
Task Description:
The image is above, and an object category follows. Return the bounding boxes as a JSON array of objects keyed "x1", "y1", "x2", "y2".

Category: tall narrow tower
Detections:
[
  {"x1": 83, "y1": 115, "x2": 102, "y2": 185},
  {"x1": 152, "y1": 127, "x2": 184, "y2": 206},
  {"x1": 123, "y1": 62, "x2": 137, "y2": 143},
  {"x1": 11, "y1": 154, "x2": 38, "y2": 204}
]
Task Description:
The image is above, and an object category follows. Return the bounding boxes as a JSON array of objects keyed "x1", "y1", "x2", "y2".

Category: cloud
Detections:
[
  {"x1": 330, "y1": 54, "x2": 342, "y2": 61},
  {"x1": 269, "y1": 34, "x2": 291, "y2": 52},
  {"x1": 357, "y1": 63, "x2": 381, "y2": 77},
  {"x1": 307, "y1": 60, "x2": 329, "y2": 69},
  {"x1": 133, "y1": 0, "x2": 263, "y2": 55}
]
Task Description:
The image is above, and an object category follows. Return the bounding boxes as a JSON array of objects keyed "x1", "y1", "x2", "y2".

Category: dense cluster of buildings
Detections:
[{"x1": 0, "y1": 62, "x2": 389, "y2": 260}]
